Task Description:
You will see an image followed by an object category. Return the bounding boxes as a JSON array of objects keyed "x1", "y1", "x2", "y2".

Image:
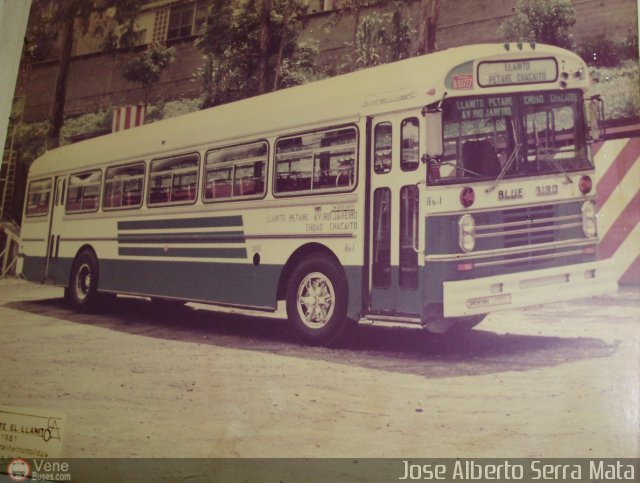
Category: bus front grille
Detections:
[{"x1": 475, "y1": 204, "x2": 585, "y2": 268}]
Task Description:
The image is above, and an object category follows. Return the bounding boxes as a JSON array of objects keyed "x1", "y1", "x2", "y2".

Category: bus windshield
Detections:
[{"x1": 429, "y1": 90, "x2": 591, "y2": 185}]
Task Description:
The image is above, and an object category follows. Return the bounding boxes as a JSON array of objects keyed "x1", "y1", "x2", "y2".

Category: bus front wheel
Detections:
[
  {"x1": 67, "y1": 250, "x2": 100, "y2": 312},
  {"x1": 286, "y1": 254, "x2": 348, "y2": 346}
]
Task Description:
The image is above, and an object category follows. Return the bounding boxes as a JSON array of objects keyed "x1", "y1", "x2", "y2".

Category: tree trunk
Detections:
[
  {"x1": 47, "y1": 15, "x2": 75, "y2": 150},
  {"x1": 258, "y1": 0, "x2": 272, "y2": 94},
  {"x1": 416, "y1": 0, "x2": 440, "y2": 55},
  {"x1": 426, "y1": 0, "x2": 440, "y2": 53},
  {"x1": 273, "y1": 0, "x2": 293, "y2": 91},
  {"x1": 351, "y1": 0, "x2": 362, "y2": 52}
]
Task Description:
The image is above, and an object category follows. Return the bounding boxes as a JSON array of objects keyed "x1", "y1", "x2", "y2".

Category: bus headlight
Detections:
[
  {"x1": 582, "y1": 201, "x2": 597, "y2": 237},
  {"x1": 458, "y1": 214, "x2": 476, "y2": 252}
]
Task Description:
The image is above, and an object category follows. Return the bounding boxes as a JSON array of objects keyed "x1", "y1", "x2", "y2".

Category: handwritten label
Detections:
[{"x1": 0, "y1": 405, "x2": 65, "y2": 458}]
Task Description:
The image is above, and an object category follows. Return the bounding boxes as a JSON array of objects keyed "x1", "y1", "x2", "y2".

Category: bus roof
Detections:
[{"x1": 29, "y1": 43, "x2": 586, "y2": 177}]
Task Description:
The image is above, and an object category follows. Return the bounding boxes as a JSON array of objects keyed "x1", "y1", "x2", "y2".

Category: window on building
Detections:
[
  {"x1": 167, "y1": 3, "x2": 195, "y2": 40},
  {"x1": 25, "y1": 178, "x2": 52, "y2": 217},
  {"x1": 152, "y1": 7, "x2": 169, "y2": 43},
  {"x1": 103, "y1": 163, "x2": 145, "y2": 210},
  {"x1": 275, "y1": 126, "x2": 356, "y2": 194},
  {"x1": 66, "y1": 170, "x2": 102, "y2": 213},
  {"x1": 148, "y1": 153, "x2": 199, "y2": 206},
  {"x1": 204, "y1": 142, "x2": 267, "y2": 201}
]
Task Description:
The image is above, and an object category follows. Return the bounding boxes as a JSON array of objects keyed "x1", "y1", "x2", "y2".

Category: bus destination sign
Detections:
[{"x1": 478, "y1": 58, "x2": 558, "y2": 87}]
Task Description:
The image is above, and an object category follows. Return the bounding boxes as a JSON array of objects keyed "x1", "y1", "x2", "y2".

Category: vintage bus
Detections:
[{"x1": 17, "y1": 43, "x2": 617, "y2": 345}]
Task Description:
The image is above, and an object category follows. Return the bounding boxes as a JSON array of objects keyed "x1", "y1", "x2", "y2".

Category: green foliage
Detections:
[
  {"x1": 14, "y1": 96, "x2": 204, "y2": 168},
  {"x1": 578, "y1": 30, "x2": 639, "y2": 67},
  {"x1": 354, "y1": 16, "x2": 387, "y2": 68},
  {"x1": 277, "y1": 44, "x2": 324, "y2": 88},
  {"x1": 146, "y1": 98, "x2": 203, "y2": 123},
  {"x1": 21, "y1": 12, "x2": 56, "y2": 63},
  {"x1": 351, "y1": 2, "x2": 414, "y2": 70},
  {"x1": 60, "y1": 111, "x2": 113, "y2": 145},
  {"x1": 12, "y1": 122, "x2": 49, "y2": 168},
  {"x1": 122, "y1": 43, "x2": 176, "y2": 101},
  {"x1": 499, "y1": 0, "x2": 576, "y2": 49},
  {"x1": 588, "y1": 61, "x2": 640, "y2": 122},
  {"x1": 195, "y1": 0, "x2": 321, "y2": 108}
]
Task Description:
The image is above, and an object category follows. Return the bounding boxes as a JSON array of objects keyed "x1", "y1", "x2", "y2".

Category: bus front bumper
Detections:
[{"x1": 442, "y1": 260, "x2": 618, "y2": 317}]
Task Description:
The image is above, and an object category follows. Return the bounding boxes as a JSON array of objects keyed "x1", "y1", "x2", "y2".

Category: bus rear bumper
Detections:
[{"x1": 442, "y1": 260, "x2": 618, "y2": 317}]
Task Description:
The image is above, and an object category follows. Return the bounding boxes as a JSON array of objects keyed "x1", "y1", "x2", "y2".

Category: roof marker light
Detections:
[
  {"x1": 517, "y1": 42, "x2": 523, "y2": 50},
  {"x1": 529, "y1": 42, "x2": 536, "y2": 50},
  {"x1": 504, "y1": 43, "x2": 510, "y2": 51}
]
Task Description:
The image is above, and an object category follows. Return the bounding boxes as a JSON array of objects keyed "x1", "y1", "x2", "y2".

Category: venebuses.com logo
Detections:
[
  {"x1": 6, "y1": 458, "x2": 72, "y2": 481},
  {"x1": 7, "y1": 458, "x2": 30, "y2": 481}
]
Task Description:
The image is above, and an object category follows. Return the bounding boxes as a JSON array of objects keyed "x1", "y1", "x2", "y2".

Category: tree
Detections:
[
  {"x1": 416, "y1": 0, "x2": 440, "y2": 55},
  {"x1": 122, "y1": 44, "x2": 176, "y2": 103},
  {"x1": 352, "y1": 2, "x2": 414, "y2": 69},
  {"x1": 499, "y1": 0, "x2": 576, "y2": 49},
  {"x1": 195, "y1": 0, "x2": 320, "y2": 109},
  {"x1": 25, "y1": 0, "x2": 143, "y2": 150}
]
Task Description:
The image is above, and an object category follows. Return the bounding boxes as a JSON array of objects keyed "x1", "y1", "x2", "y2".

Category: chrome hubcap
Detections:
[
  {"x1": 296, "y1": 272, "x2": 335, "y2": 329},
  {"x1": 75, "y1": 263, "x2": 92, "y2": 301}
]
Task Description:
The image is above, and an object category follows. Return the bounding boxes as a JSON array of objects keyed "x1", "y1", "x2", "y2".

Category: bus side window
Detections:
[
  {"x1": 401, "y1": 118, "x2": 420, "y2": 171},
  {"x1": 148, "y1": 154, "x2": 199, "y2": 206},
  {"x1": 25, "y1": 178, "x2": 52, "y2": 217},
  {"x1": 374, "y1": 122, "x2": 392, "y2": 174},
  {"x1": 204, "y1": 141, "x2": 267, "y2": 202},
  {"x1": 66, "y1": 170, "x2": 102, "y2": 213},
  {"x1": 275, "y1": 126, "x2": 356, "y2": 194},
  {"x1": 104, "y1": 162, "x2": 145, "y2": 210}
]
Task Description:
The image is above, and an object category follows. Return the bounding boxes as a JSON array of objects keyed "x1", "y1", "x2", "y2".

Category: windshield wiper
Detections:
[
  {"x1": 538, "y1": 147, "x2": 573, "y2": 184},
  {"x1": 486, "y1": 119, "x2": 520, "y2": 193},
  {"x1": 430, "y1": 158, "x2": 483, "y2": 178},
  {"x1": 485, "y1": 143, "x2": 521, "y2": 193}
]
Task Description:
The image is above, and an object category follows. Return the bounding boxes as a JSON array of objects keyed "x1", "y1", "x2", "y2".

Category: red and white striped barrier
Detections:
[
  {"x1": 593, "y1": 137, "x2": 640, "y2": 284},
  {"x1": 112, "y1": 104, "x2": 146, "y2": 132}
]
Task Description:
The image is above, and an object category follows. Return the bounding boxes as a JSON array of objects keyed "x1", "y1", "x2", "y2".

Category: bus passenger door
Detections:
[
  {"x1": 44, "y1": 176, "x2": 65, "y2": 284},
  {"x1": 367, "y1": 114, "x2": 423, "y2": 317}
]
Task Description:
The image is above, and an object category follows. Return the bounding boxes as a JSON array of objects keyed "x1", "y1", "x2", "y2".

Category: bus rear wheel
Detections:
[
  {"x1": 286, "y1": 254, "x2": 348, "y2": 346},
  {"x1": 67, "y1": 250, "x2": 100, "y2": 312}
]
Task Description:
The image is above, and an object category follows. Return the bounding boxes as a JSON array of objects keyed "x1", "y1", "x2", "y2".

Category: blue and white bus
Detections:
[{"x1": 18, "y1": 43, "x2": 617, "y2": 345}]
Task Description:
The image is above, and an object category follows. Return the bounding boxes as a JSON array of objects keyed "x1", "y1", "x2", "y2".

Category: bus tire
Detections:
[
  {"x1": 68, "y1": 250, "x2": 100, "y2": 312},
  {"x1": 286, "y1": 254, "x2": 348, "y2": 346}
]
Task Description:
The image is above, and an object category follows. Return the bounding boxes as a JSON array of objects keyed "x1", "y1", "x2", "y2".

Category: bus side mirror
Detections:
[
  {"x1": 586, "y1": 95, "x2": 605, "y2": 142},
  {"x1": 424, "y1": 109, "x2": 444, "y2": 157}
]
